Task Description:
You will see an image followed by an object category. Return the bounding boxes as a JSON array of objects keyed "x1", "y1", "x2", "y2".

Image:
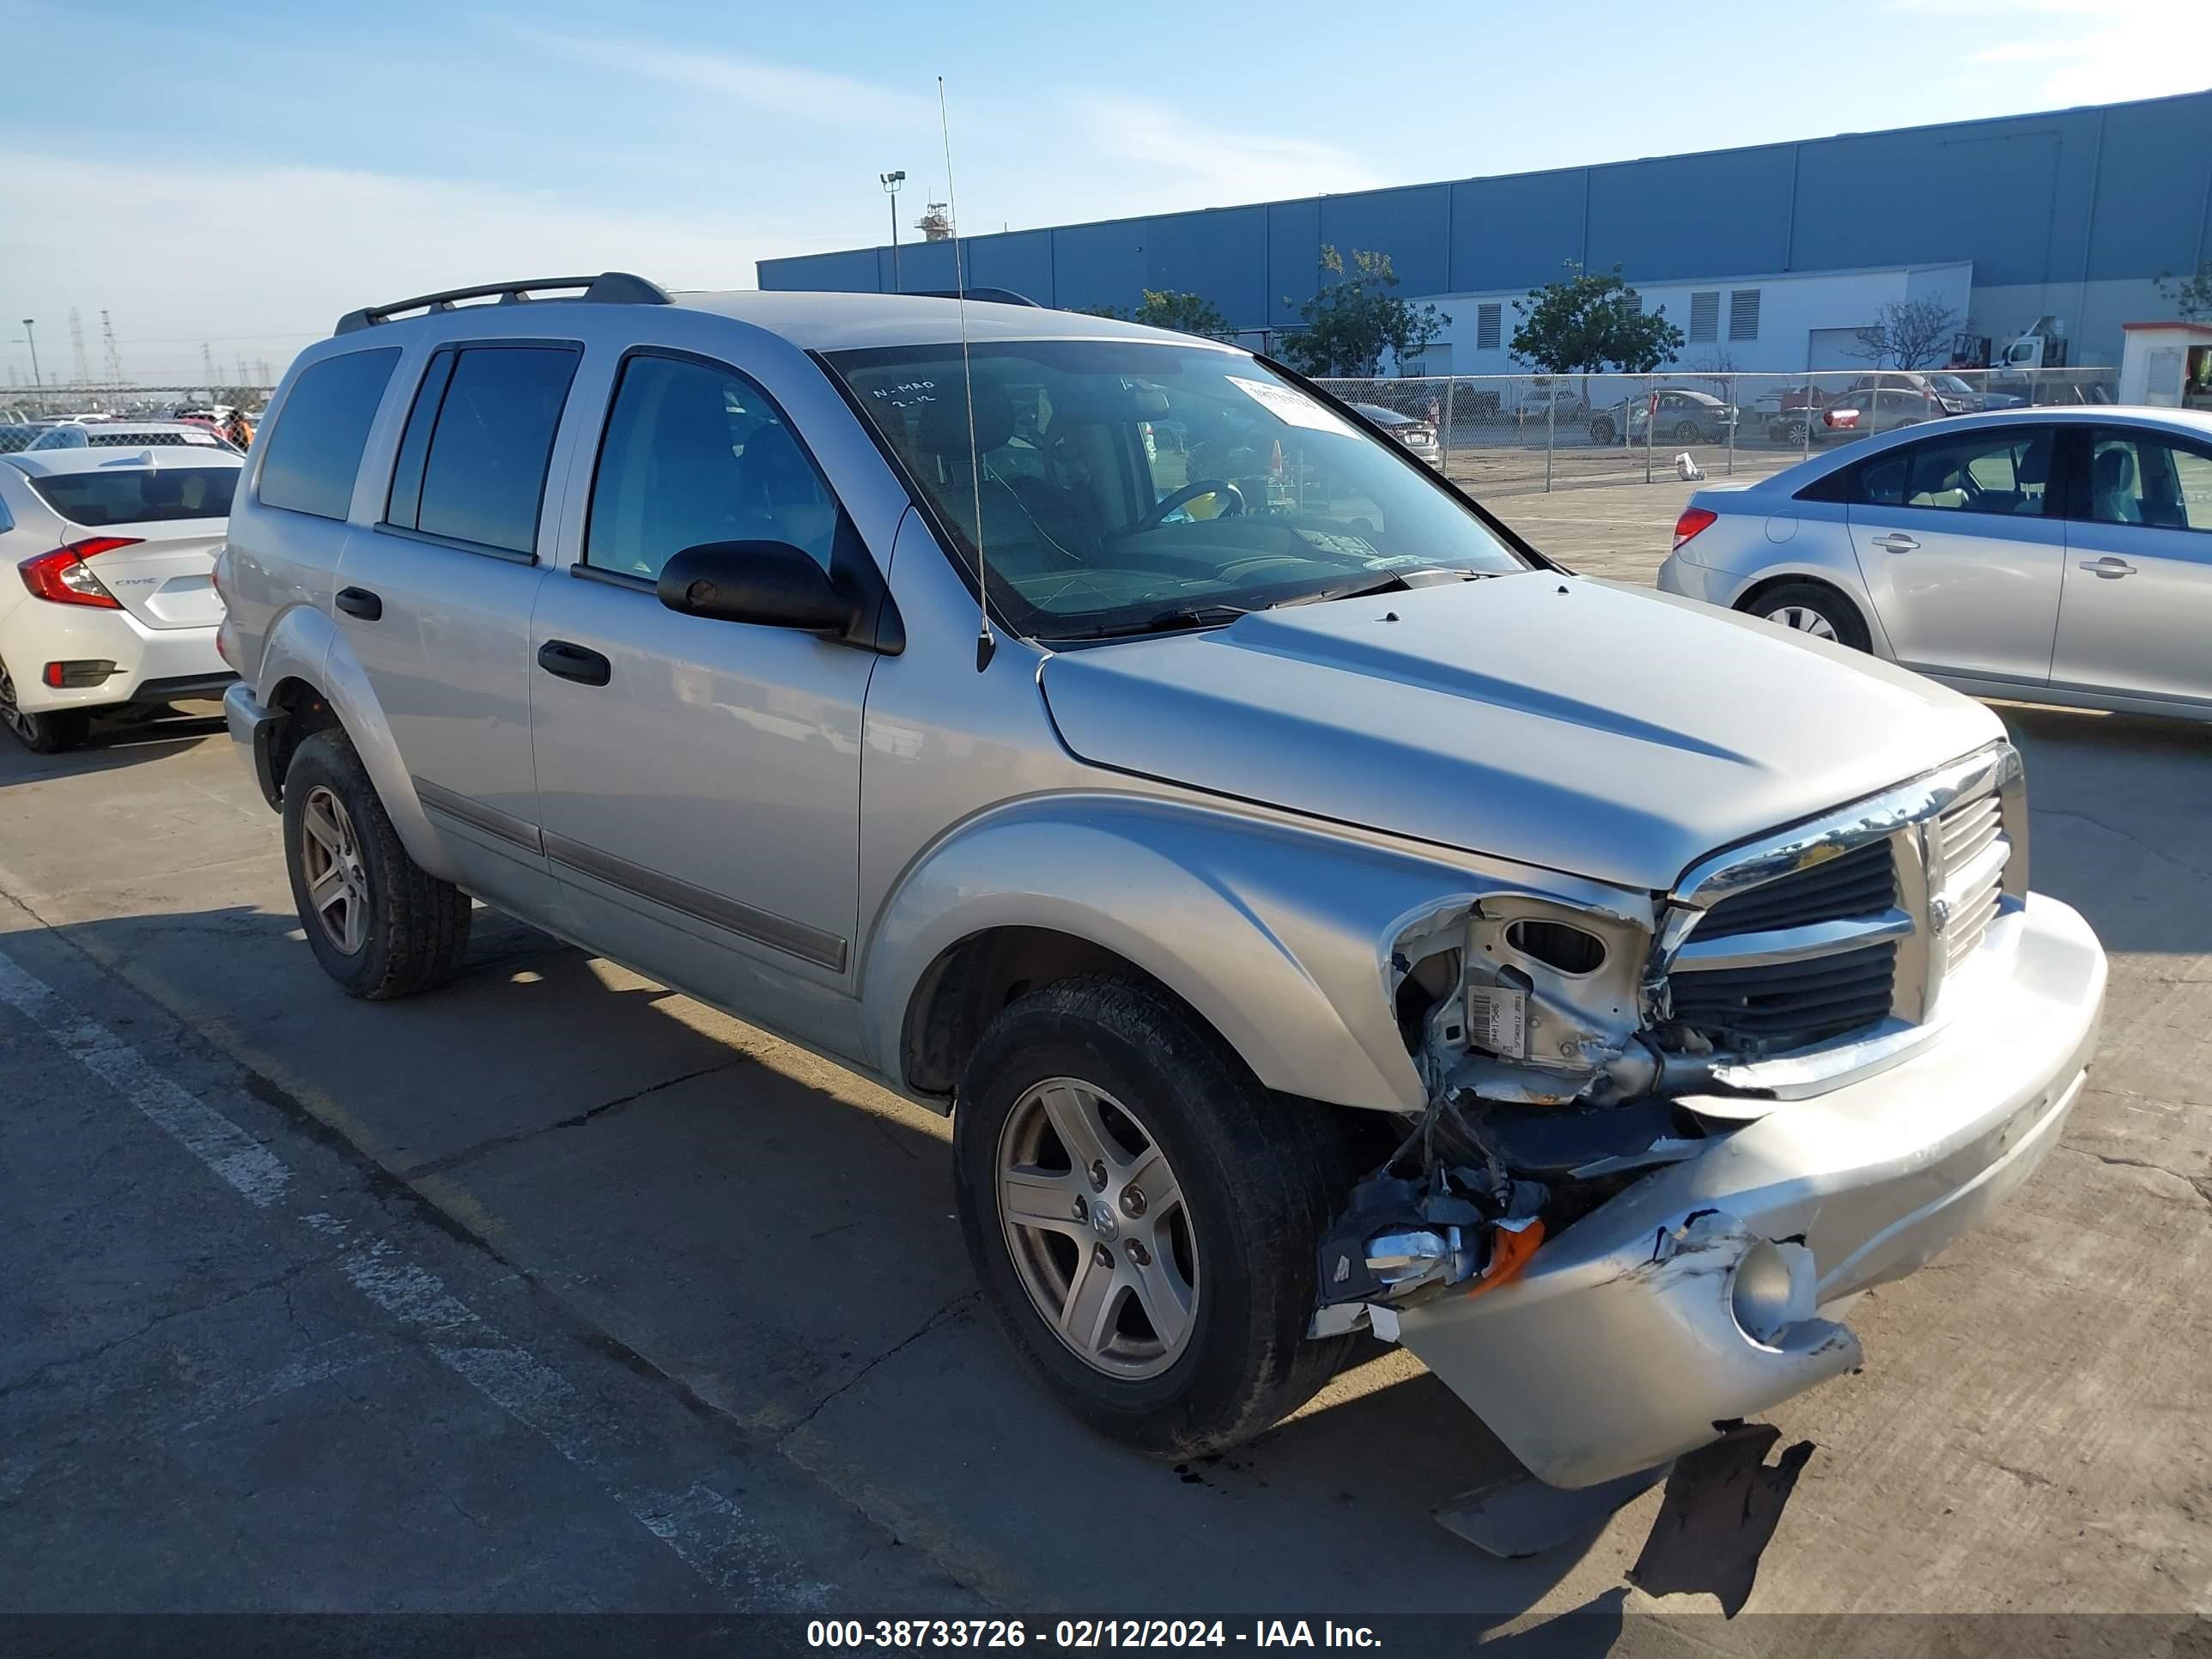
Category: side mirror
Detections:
[{"x1": 657, "y1": 540, "x2": 860, "y2": 636}]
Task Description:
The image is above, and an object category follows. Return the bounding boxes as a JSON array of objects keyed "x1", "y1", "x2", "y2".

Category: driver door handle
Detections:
[
  {"x1": 537, "y1": 640, "x2": 611, "y2": 686},
  {"x1": 1872, "y1": 533, "x2": 1919, "y2": 553},
  {"x1": 2079, "y1": 556, "x2": 2136, "y2": 579},
  {"x1": 334, "y1": 586, "x2": 382, "y2": 621}
]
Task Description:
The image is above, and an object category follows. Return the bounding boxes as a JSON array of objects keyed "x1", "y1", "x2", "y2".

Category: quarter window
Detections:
[
  {"x1": 257, "y1": 348, "x2": 401, "y2": 520},
  {"x1": 2086, "y1": 431, "x2": 2212, "y2": 531},
  {"x1": 385, "y1": 343, "x2": 580, "y2": 556},
  {"x1": 585, "y1": 354, "x2": 841, "y2": 580},
  {"x1": 1854, "y1": 428, "x2": 2053, "y2": 516}
]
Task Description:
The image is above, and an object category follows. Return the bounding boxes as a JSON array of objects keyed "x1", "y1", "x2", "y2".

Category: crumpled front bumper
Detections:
[{"x1": 1395, "y1": 892, "x2": 2106, "y2": 1490}]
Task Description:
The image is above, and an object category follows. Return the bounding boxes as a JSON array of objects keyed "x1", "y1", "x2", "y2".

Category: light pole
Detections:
[{"x1": 880, "y1": 170, "x2": 905, "y2": 293}]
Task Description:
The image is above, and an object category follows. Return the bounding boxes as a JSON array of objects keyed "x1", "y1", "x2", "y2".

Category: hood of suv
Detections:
[{"x1": 1038, "y1": 573, "x2": 2001, "y2": 894}]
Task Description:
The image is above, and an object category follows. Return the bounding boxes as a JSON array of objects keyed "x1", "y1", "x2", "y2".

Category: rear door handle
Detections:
[
  {"x1": 334, "y1": 586, "x2": 382, "y2": 621},
  {"x1": 537, "y1": 639, "x2": 611, "y2": 687},
  {"x1": 2078, "y1": 556, "x2": 2136, "y2": 579},
  {"x1": 1872, "y1": 533, "x2": 1919, "y2": 553}
]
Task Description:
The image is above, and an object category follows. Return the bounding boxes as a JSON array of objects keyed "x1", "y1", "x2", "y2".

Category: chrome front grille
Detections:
[
  {"x1": 1669, "y1": 940, "x2": 1899, "y2": 1053},
  {"x1": 1662, "y1": 745, "x2": 2025, "y2": 1073},
  {"x1": 1936, "y1": 793, "x2": 2005, "y2": 969},
  {"x1": 1693, "y1": 839, "x2": 1896, "y2": 939}
]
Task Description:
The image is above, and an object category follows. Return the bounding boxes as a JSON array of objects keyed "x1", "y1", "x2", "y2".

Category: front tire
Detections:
[
  {"x1": 1742, "y1": 580, "x2": 1872, "y2": 652},
  {"x1": 954, "y1": 975, "x2": 1354, "y2": 1458},
  {"x1": 283, "y1": 729, "x2": 471, "y2": 999},
  {"x1": 1589, "y1": 416, "x2": 1617, "y2": 444}
]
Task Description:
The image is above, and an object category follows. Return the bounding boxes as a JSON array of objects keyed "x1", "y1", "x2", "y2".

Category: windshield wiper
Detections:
[
  {"x1": 1279, "y1": 568, "x2": 1494, "y2": 607},
  {"x1": 1135, "y1": 602, "x2": 1253, "y2": 633}
]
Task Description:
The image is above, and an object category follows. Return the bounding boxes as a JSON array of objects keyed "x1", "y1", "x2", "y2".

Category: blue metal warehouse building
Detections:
[{"x1": 758, "y1": 90, "x2": 2212, "y2": 373}]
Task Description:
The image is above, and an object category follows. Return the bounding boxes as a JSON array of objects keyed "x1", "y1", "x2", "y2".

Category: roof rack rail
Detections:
[
  {"x1": 334, "y1": 272, "x2": 672, "y2": 336},
  {"x1": 905, "y1": 287, "x2": 1042, "y2": 307}
]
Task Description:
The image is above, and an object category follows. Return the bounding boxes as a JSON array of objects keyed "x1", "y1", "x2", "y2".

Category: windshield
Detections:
[{"x1": 827, "y1": 339, "x2": 1526, "y2": 638}]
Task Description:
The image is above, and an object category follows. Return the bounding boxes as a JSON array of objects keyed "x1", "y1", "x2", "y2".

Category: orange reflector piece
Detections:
[{"x1": 1465, "y1": 1219, "x2": 1546, "y2": 1300}]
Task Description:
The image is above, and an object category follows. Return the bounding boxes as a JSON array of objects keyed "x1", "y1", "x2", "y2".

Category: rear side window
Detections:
[
  {"x1": 27, "y1": 467, "x2": 240, "y2": 528},
  {"x1": 258, "y1": 348, "x2": 401, "y2": 520},
  {"x1": 385, "y1": 343, "x2": 580, "y2": 556}
]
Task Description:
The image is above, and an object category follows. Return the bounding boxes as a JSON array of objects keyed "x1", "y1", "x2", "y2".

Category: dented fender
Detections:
[{"x1": 858, "y1": 792, "x2": 1650, "y2": 1113}]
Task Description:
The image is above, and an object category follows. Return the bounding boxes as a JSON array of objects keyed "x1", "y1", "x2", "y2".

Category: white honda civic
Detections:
[{"x1": 0, "y1": 445, "x2": 241, "y2": 753}]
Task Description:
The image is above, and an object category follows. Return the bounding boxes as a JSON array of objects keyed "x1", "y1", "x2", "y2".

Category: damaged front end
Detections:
[
  {"x1": 1316, "y1": 889, "x2": 1722, "y2": 1339},
  {"x1": 1306, "y1": 745, "x2": 2075, "y2": 1491}
]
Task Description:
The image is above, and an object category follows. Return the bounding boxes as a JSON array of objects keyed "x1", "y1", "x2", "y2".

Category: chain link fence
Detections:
[
  {"x1": 1316, "y1": 367, "x2": 2122, "y2": 497},
  {"x1": 1, "y1": 384, "x2": 276, "y2": 452}
]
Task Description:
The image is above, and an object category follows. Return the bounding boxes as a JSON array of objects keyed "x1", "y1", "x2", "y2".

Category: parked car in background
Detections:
[
  {"x1": 1513, "y1": 383, "x2": 1589, "y2": 426},
  {"x1": 1592, "y1": 388, "x2": 1738, "y2": 446},
  {"x1": 1659, "y1": 406, "x2": 2212, "y2": 723},
  {"x1": 216, "y1": 275, "x2": 2103, "y2": 1495},
  {"x1": 1817, "y1": 386, "x2": 1939, "y2": 443},
  {"x1": 0, "y1": 424, "x2": 40, "y2": 456},
  {"x1": 1928, "y1": 373, "x2": 2026, "y2": 414},
  {"x1": 25, "y1": 420, "x2": 238, "y2": 454},
  {"x1": 0, "y1": 445, "x2": 242, "y2": 751},
  {"x1": 1350, "y1": 402, "x2": 1443, "y2": 468}
]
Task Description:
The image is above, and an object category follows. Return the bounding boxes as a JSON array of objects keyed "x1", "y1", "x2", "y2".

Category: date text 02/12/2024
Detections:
[{"x1": 805, "y1": 1620, "x2": 1383, "y2": 1648}]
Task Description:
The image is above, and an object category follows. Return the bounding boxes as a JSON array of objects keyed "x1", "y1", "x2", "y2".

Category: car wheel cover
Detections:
[
  {"x1": 1765, "y1": 603, "x2": 1839, "y2": 641},
  {"x1": 300, "y1": 784, "x2": 371, "y2": 956},
  {"x1": 996, "y1": 1077, "x2": 1199, "y2": 1380}
]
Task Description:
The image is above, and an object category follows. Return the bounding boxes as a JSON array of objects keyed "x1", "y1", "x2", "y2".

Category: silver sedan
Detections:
[{"x1": 1657, "y1": 406, "x2": 2212, "y2": 722}]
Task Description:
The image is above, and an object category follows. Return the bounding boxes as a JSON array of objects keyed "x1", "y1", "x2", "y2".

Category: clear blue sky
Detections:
[{"x1": 0, "y1": 0, "x2": 2201, "y2": 385}]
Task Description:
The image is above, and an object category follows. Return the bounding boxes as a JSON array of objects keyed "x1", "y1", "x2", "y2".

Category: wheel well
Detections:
[
  {"x1": 901, "y1": 927, "x2": 1179, "y2": 1100},
  {"x1": 265, "y1": 677, "x2": 343, "y2": 794},
  {"x1": 1734, "y1": 572, "x2": 1862, "y2": 625}
]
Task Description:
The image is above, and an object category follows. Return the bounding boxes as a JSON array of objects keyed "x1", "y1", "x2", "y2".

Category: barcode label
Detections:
[{"x1": 1466, "y1": 986, "x2": 1528, "y2": 1060}]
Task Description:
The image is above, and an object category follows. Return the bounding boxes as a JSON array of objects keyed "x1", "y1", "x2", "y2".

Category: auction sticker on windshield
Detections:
[{"x1": 1227, "y1": 375, "x2": 1356, "y2": 435}]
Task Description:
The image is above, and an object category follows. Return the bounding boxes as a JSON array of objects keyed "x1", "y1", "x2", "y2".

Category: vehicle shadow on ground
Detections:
[
  {"x1": 1991, "y1": 702, "x2": 2212, "y2": 957},
  {"x1": 0, "y1": 705, "x2": 226, "y2": 787},
  {"x1": 40, "y1": 896, "x2": 1628, "y2": 1617}
]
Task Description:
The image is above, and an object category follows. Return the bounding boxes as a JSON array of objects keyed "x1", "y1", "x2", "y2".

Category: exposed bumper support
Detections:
[
  {"x1": 1395, "y1": 894, "x2": 2106, "y2": 1490},
  {"x1": 224, "y1": 681, "x2": 283, "y2": 811}
]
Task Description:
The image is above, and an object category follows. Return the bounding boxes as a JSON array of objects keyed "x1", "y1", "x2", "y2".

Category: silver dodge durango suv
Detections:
[{"x1": 216, "y1": 274, "x2": 2106, "y2": 1494}]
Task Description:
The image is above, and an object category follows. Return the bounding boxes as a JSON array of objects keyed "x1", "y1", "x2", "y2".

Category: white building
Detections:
[{"x1": 1399, "y1": 263, "x2": 1976, "y2": 379}]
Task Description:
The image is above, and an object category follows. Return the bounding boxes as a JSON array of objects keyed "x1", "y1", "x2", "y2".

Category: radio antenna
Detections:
[{"x1": 939, "y1": 76, "x2": 995, "y2": 672}]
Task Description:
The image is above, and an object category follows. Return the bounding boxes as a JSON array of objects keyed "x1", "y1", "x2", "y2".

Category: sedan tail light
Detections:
[
  {"x1": 1673, "y1": 507, "x2": 1718, "y2": 550},
  {"x1": 19, "y1": 537, "x2": 140, "y2": 608}
]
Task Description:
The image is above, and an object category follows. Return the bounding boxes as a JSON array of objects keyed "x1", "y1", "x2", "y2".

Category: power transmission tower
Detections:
[
  {"x1": 201, "y1": 343, "x2": 217, "y2": 392},
  {"x1": 100, "y1": 311, "x2": 125, "y2": 386},
  {"x1": 68, "y1": 309, "x2": 92, "y2": 386}
]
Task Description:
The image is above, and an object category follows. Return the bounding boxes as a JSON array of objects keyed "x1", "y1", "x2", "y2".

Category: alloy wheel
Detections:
[
  {"x1": 1764, "y1": 604, "x2": 1839, "y2": 641},
  {"x1": 300, "y1": 784, "x2": 370, "y2": 955},
  {"x1": 996, "y1": 1078, "x2": 1200, "y2": 1380}
]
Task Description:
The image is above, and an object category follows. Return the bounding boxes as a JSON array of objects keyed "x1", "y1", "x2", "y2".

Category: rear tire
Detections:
[
  {"x1": 1674, "y1": 418, "x2": 1701, "y2": 444},
  {"x1": 283, "y1": 729, "x2": 471, "y2": 1000},
  {"x1": 954, "y1": 975, "x2": 1355, "y2": 1458},
  {"x1": 1741, "y1": 580, "x2": 1872, "y2": 652},
  {"x1": 1589, "y1": 416, "x2": 1617, "y2": 444},
  {"x1": 0, "y1": 661, "x2": 90, "y2": 754}
]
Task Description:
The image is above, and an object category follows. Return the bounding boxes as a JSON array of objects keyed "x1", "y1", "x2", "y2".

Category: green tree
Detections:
[
  {"x1": 1279, "y1": 247, "x2": 1448, "y2": 378},
  {"x1": 1508, "y1": 262, "x2": 1684, "y2": 379},
  {"x1": 1079, "y1": 289, "x2": 1233, "y2": 339},
  {"x1": 2157, "y1": 263, "x2": 2212, "y2": 322}
]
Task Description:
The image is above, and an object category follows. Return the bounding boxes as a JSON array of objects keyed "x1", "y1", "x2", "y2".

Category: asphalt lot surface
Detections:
[{"x1": 3, "y1": 477, "x2": 2209, "y2": 1633}]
